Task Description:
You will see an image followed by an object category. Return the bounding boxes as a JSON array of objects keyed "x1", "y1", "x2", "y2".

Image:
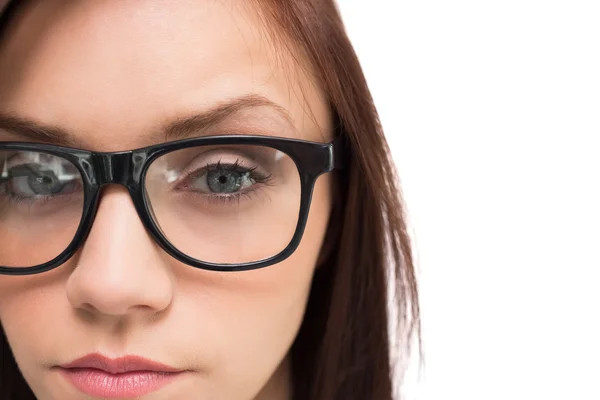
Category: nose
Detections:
[{"x1": 66, "y1": 186, "x2": 174, "y2": 319}]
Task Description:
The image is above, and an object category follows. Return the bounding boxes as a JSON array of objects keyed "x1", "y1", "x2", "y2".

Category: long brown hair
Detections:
[{"x1": 0, "y1": 1, "x2": 420, "y2": 399}]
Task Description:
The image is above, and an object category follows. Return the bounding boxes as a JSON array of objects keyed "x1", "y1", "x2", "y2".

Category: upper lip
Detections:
[{"x1": 59, "y1": 354, "x2": 182, "y2": 374}]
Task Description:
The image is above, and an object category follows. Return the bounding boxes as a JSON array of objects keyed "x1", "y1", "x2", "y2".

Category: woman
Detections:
[{"x1": 0, "y1": 1, "x2": 419, "y2": 399}]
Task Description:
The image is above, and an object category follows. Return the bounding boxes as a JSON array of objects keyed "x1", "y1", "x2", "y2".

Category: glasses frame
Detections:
[{"x1": 0, "y1": 135, "x2": 345, "y2": 275}]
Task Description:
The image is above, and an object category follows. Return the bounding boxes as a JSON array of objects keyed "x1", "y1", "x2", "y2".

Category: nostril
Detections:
[
  {"x1": 81, "y1": 302, "x2": 97, "y2": 313},
  {"x1": 72, "y1": 302, "x2": 100, "y2": 320}
]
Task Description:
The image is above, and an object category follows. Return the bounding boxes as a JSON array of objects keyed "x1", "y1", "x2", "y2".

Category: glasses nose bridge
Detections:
[{"x1": 92, "y1": 151, "x2": 135, "y2": 187}]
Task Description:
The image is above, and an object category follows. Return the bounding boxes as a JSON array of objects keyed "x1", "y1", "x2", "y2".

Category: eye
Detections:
[
  {"x1": 0, "y1": 152, "x2": 83, "y2": 202},
  {"x1": 9, "y1": 168, "x2": 65, "y2": 197},
  {"x1": 189, "y1": 163, "x2": 257, "y2": 194}
]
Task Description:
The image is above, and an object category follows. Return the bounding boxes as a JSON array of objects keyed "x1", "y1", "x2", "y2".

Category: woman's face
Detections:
[{"x1": 0, "y1": 1, "x2": 332, "y2": 399}]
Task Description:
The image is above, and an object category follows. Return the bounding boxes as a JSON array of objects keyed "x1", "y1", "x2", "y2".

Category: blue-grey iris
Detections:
[
  {"x1": 206, "y1": 170, "x2": 252, "y2": 194},
  {"x1": 28, "y1": 171, "x2": 63, "y2": 195}
]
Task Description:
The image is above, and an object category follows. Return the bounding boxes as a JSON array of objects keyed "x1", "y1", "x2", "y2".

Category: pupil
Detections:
[
  {"x1": 206, "y1": 170, "x2": 244, "y2": 194},
  {"x1": 29, "y1": 172, "x2": 62, "y2": 195}
]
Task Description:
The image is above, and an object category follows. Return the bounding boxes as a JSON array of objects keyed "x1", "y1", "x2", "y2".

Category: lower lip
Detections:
[{"x1": 59, "y1": 368, "x2": 181, "y2": 398}]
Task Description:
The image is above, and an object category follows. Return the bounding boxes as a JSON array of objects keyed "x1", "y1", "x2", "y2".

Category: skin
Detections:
[{"x1": 0, "y1": 1, "x2": 333, "y2": 399}]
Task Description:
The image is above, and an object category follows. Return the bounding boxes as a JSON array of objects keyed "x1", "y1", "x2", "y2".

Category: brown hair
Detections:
[{"x1": 0, "y1": 1, "x2": 420, "y2": 399}]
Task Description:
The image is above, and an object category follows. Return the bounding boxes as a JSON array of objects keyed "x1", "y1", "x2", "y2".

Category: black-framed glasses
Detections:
[{"x1": 0, "y1": 135, "x2": 345, "y2": 275}]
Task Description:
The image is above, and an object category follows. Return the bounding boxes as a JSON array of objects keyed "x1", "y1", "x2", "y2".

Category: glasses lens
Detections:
[
  {"x1": 0, "y1": 150, "x2": 84, "y2": 268},
  {"x1": 144, "y1": 144, "x2": 301, "y2": 265}
]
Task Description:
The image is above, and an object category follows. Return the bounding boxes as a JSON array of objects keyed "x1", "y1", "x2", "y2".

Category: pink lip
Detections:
[{"x1": 57, "y1": 354, "x2": 184, "y2": 398}]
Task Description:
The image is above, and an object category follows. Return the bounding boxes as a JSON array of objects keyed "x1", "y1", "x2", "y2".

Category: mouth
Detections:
[{"x1": 56, "y1": 354, "x2": 185, "y2": 398}]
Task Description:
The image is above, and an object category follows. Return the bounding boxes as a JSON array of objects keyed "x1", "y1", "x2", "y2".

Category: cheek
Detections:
[
  {"x1": 0, "y1": 273, "x2": 68, "y2": 369},
  {"x1": 0, "y1": 275, "x2": 52, "y2": 329}
]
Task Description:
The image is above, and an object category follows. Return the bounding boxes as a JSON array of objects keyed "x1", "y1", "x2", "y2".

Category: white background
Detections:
[{"x1": 338, "y1": 1, "x2": 600, "y2": 399}]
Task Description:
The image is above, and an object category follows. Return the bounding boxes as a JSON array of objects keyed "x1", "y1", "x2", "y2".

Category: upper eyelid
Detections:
[
  {"x1": 179, "y1": 155, "x2": 261, "y2": 177},
  {"x1": 2, "y1": 153, "x2": 73, "y2": 167},
  {"x1": 180, "y1": 147, "x2": 264, "y2": 166}
]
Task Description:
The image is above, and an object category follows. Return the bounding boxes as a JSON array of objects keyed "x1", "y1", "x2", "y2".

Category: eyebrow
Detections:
[
  {"x1": 0, "y1": 94, "x2": 295, "y2": 147},
  {"x1": 0, "y1": 113, "x2": 77, "y2": 146}
]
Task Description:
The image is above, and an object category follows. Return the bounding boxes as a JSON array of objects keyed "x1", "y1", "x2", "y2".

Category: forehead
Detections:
[{"x1": 0, "y1": 0, "x2": 331, "y2": 149}]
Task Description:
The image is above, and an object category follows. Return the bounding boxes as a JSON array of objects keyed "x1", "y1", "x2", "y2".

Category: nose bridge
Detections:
[{"x1": 93, "y1": 152, "x2": 132, "y2": 186}]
